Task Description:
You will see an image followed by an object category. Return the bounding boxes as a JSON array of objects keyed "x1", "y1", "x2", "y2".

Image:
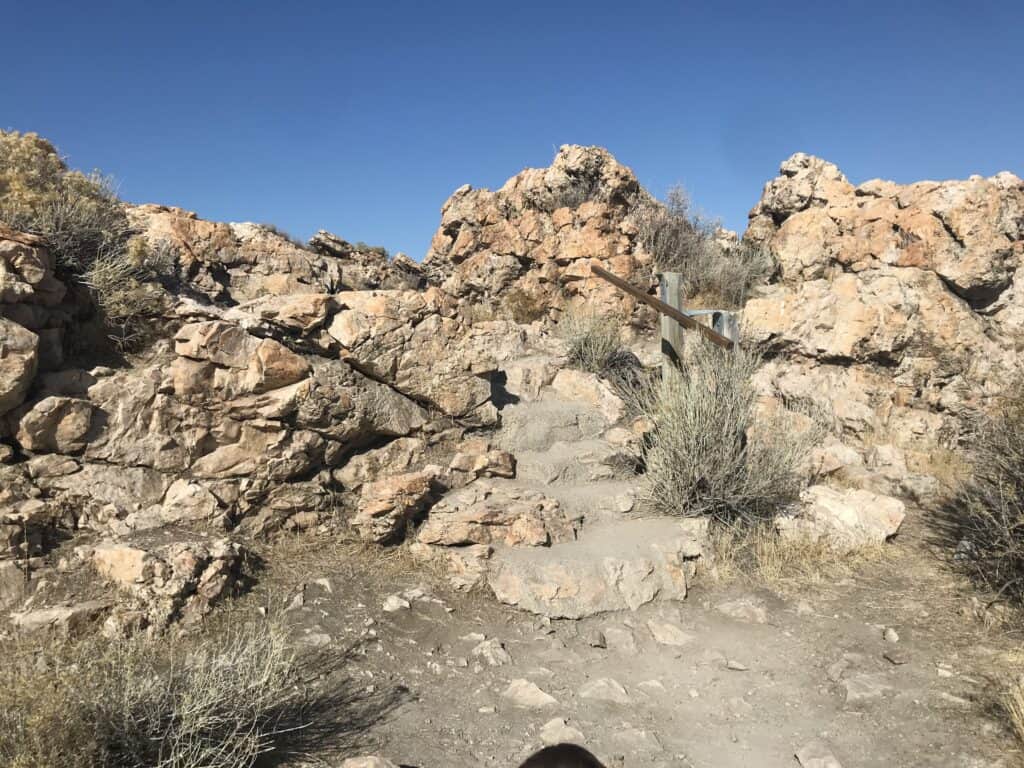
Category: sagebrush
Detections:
[
  {"x1": 0, "y1": 619, "x2": 304, "y2": 768},
  {"x1": 632, "y1": 186, "x2": 773, "y2": 307},
  {"x1": 626, "y1": 340, "x2": 819, "y2": 523},
  {"x1": 947, "y1": 387, "x2": 1024, "y2": 607}
]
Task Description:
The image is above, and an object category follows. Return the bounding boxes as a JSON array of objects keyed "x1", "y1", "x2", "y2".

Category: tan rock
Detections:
[
  {"x1": 353, "y1": 470, "x2": 437, "y2": 543},
  {"x1": 776, "y1": 485, "x2": 906, "y2": 551},
  {"x1": 417, "y1": 480, "x2": 574, "y2": 548},
  {"x1": 550, "y1": 369, "x2": 625, "y2": 423},
  {"x1": 0, "y1": 318, "x2": 38, "y2": 416},
  {"x1": 14, "y1": 396, "x2": 93, "y2": 453}
]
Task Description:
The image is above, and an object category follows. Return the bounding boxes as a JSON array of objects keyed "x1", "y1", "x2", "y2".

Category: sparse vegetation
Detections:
[
  {"x1": 0, "y1": 617, "x2": 307, "y2": 768},
  {"x1": 632, "y1": 186, "x2": 774, "y2": 307},
  {"x1": 999, "y1": 674, "x2": 1024, "y2": 750},
  {"x1": 502, "y1": 286, "x2": 547, "y2": 324},
  {"x1": 946, "y1": 387, "x2": 1024, "y2": 608},
  {"x1": 704, "y1": 519, "x2": 884, "y2": 587},
  {"x1": 82, "y1": 236, "x2": 178, "y2": 350},
  {"x1": 626, "y1": 340, "x2": 819, "y2": 524},
  {"x1": 259, "y1": 222, "x2": 308, "y2": 249},
  {"x1": 0, "y1": 131, "x2": 131, "y2": 275},
  {"x1": 558, "y1": 308, "x2": 625, "y2": 374},
  {"x1": 0, "y1": 130, "x2": 172, "y2": 350}
]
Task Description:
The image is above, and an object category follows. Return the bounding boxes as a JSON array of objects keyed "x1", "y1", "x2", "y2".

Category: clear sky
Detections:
[{"x1": 4, "y1": 1, "x2": 1021, "y2": 257}]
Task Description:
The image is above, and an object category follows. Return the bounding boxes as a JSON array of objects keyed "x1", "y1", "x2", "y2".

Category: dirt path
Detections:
[{"x1": 239, "y1": 359, "x2": 1021, "y2": 767}]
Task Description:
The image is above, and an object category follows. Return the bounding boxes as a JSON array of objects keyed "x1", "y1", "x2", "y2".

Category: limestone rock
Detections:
[
  {"x1": 776, "y1": 485, "x2": 906, "y2": 552},
  {"x1": 11, "y1": 599, "x2": 110, "y2": 635},
  {"x1": 540, "y1": 717, "x2": 585, "y2": 746},
  {"x1": 423, "y1": 145, "x2": 656, "y2": 323},
  {"x1": 14, "y1": 396, "x2": 93, "y2": 453},
  {"x1": 578, "y1": 677, "x2": 630, "y2": 704},
  {"x1": 488, "y1": 518, "x2": 706, "y2": 619},
  {"x1": 0, "y1": 317, "x2": 38, "y2": 416},
  {"x1": 417, "y1": 480, "x2": 576, "y2": 548},
  {"x1": 550, "y1": 369, "x2": 625, "y2": 424},
  {"x1": 353, "y1": 470, "x2": 438, "y2": 543},
  {"x1": 502, "y1": 678, "x2": 557, "y2": 708},
  {"x1": 796, "y1": 740, "x2": 844, "y2": 768},
  {"x1": 90, "y1": 536, "x2": 245, "y2": 630}
]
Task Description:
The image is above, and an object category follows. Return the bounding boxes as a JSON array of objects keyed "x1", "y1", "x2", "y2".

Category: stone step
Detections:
[
  {"x1": 496, "y1": 397, "x2": 607, "y2": 453},
  {"x1": 514, "y1": 439, "x2": 630, "y2": 485},
  {"x1": 487, "y1": 517, "x2": 707, "y2": 619}
]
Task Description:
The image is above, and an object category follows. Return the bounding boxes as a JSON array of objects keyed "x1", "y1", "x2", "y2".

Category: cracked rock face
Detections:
[{"x1": 744, "y1": 154, "x2": 1024, "y2": 450}]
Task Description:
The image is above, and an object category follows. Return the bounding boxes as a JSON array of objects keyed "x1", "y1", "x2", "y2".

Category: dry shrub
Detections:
[
  {"x1": 632, "y1": 186, "x2": 774, "y2": 308},
  {"x1": 82, "y1": 236, "x2": 178, "y2": 350},
  {"x1": 0, "y1": 618, "x2": 306, "y2": 768},
  {"x1": 558, "y1": 308, "x2": 624, "y2": 374},
  {"x1": 626, "y1": 340, "x2": 819, "y2": 524},
  {"x1": 947, "y1": 387, "x2": 1024, "y2": 607},
  {"x1": 999, "y1": 674, "x2": 1024, "y2": 749},
  {"x1": 705, "y1": 520, "x2": 883, "y2": 587},
  {"x1": 502, "y1": 286, "x2": 547, "y2": 324},
  {"x1": 0, "y1": 130, "x2": 171, "y2": 349},
  {"x1": 0, "y1": 131, "x2": 131, "y2": 274}
]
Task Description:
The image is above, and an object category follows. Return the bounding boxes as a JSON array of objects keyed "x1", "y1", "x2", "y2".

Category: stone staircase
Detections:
[{"x1": 472, "y1": 361, "x2": 707, "y2": 619}]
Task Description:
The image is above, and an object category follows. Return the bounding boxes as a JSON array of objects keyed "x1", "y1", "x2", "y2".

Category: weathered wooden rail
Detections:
[{"x1": 589, "y1": 264, "x2": 736, "y2": 365}]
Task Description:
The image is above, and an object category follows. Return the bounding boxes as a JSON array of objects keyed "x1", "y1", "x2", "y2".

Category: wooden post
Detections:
[{"x1": 660, "y1": 272, "x2": 684, "y2": 370}]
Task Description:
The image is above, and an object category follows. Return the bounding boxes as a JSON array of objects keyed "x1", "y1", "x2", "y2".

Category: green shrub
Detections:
[
  {"x1": 625, "y1": 340, "x2": 818, "y2": 523},
  {"x1": 947, "y1": 388, "x2": 1024, "y2": 606},
  {"x1": 0, "y1": 618, "x2": 307, "y2": 768},
  {"x1": 632, "y1": 186, "x2": 774, "y2": 308}
]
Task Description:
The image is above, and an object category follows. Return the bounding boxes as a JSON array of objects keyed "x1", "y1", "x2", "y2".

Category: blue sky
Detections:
[{"x1": 4, "y1": 1, "x2": 1021, "y2": 257}]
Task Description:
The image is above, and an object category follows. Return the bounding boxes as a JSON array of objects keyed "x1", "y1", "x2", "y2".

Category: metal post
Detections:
[{"x1": 659, "y1": 272, "x2": 684, "y2": 370}]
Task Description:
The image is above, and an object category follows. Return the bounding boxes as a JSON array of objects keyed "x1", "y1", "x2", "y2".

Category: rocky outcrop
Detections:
[
  {"x1": 423, "y1": 145, "x2": 657, "y2": 321},
  {"x1": 308, "y1": 230, "x2": 425, "y2": 290},
  {"x1": 743, "y1": 154, "x2": 1024, "y2": 463}
]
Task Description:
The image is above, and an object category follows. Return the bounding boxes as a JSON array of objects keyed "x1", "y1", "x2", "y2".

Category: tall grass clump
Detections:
[
  {"x1": 0, "y1": 618, "x2": 307, "y2": 768},
  {"x1": 558, "y1": 308, "x2": 625, "y2": 374},
  {"x1": 627, "y1": 340, "x2": 818, "y2": 524},
  {"x1": 947, "y1": 387, "x2": 1024, "y2": 607},
  {"x1": 632, "y1": 186, "x2": 774, "y2": 308}
]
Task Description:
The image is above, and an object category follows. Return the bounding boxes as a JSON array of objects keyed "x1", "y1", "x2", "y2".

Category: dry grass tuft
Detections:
[
  {"x1": 631, "y1": 186, "x2": 774, "y2": 308},
  {"x1": 558, "y1": 308, "x2": 625, "y2": 375},
  {"x1": 0, "y1": 617, "x2": 307, "y2": 768},
  {"x1": 704, "y1": 520, "x2": 885, "y2": 588},
  {"x1": 1001, "y1": 675, "x2": 1024, "y2": 749},
  {"x1": 502, "y1": 286, "x2": 548, "y2": 324}
]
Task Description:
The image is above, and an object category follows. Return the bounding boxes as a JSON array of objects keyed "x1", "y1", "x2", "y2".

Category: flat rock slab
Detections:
[
  {"x1": 488, "y1": 518, "x2": 705, "y2": 619},
  {"x1": 503, "y1": 678, "x2": 558, "y2": 709},
  {"x1": 796, "y1": 740, "x2": 844, "y2": 767},
  {"x1": 579, "y1": 677, "x2": 631, "y2": 704},
  {"x1": 647, "y1": 619, "x2": 695, "y2": 646}
]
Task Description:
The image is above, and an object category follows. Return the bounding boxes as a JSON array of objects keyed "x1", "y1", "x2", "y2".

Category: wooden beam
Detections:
[{"x1": 590, "y1": 264, "x2": 735, "y2": 350}]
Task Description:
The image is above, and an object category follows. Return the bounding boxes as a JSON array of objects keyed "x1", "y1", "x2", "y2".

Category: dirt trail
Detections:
[{"x1": 252, "y1": 362, "x2": 1018, "y2": 768}]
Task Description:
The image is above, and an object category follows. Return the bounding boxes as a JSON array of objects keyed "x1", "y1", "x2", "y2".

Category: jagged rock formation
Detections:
[
  {"x1": 423, "y1": 145, "x2": 658, "y2": 321},
  {"x1": 3, "y1": 138, "x2": 1022, "y2": 633},
  {"x1": 743, "y1": 154, "x2": 1024, "y2": 498}
]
